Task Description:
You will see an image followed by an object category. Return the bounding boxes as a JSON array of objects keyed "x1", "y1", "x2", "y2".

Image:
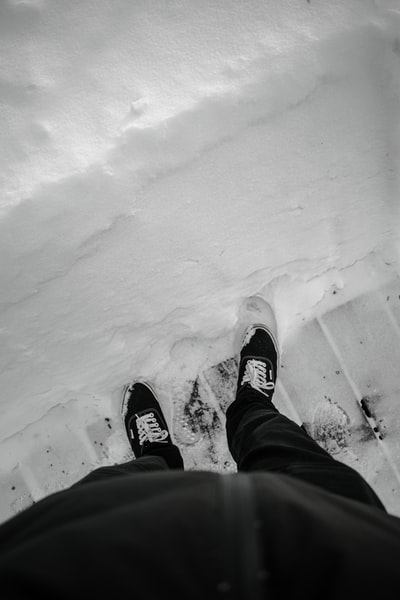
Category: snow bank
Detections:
[{"x1": 0, "y1": 0, "x2": 399, "y2": 441}]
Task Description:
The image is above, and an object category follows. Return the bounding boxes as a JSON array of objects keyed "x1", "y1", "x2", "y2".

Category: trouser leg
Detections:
[
  {"x1": 226, "y1": 385, "x2": 385, "y2": 510},
  {"x1": 73, "y1": 443, "x2": 184, "y2": 487}
]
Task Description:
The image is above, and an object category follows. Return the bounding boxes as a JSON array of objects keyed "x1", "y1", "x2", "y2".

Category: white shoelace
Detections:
[
  {"x1": 135, "y1": 412, "x2": 169, "y2": 446},
  {"x1": 241, "y1": 359, "x2": 275, "y2": 393}
]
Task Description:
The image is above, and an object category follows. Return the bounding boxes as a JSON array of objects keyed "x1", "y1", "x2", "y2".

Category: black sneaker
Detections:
[
  {"x1": 237, "y1": 324, "x2": 279, "y2": 400},
  {"x1": 122, "y1": 382, "x2": 173, "y2": 457}
]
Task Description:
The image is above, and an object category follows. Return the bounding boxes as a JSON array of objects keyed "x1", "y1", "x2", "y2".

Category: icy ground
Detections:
[{"x1": 0, "y1": 0, "x2": 400, "y2": 521}]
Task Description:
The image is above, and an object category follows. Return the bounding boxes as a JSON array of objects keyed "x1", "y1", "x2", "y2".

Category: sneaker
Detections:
[
  {"x1": 237, "y1": 324, "x2": 279, "y2": 400},
  {"x1": 121, "y1": 381, "x2": 173, "y2": 457}
]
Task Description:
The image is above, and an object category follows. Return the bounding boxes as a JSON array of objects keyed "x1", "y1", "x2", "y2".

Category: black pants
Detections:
[{"x1": 76, "y1": 385, "x2": 385, "y2": 510}]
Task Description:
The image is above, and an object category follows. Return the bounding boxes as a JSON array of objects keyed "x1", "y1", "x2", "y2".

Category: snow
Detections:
[{"x1": 0, "y1": 0, "x2": 399, "y2": 513}]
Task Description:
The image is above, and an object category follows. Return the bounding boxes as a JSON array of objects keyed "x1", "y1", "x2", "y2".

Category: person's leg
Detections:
[
  {"x1": 74, "y1": 444, "x2": 183, "y2": 488},
  {"x1": 227, "y1": 385, "x2": 337, "y2": 471},
  {"x1": 73, "y1": 456, "x2": 168, "y2": 487},
  {"x1": 226, "y1": 324, "x2": 385, "y2": 510}
]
